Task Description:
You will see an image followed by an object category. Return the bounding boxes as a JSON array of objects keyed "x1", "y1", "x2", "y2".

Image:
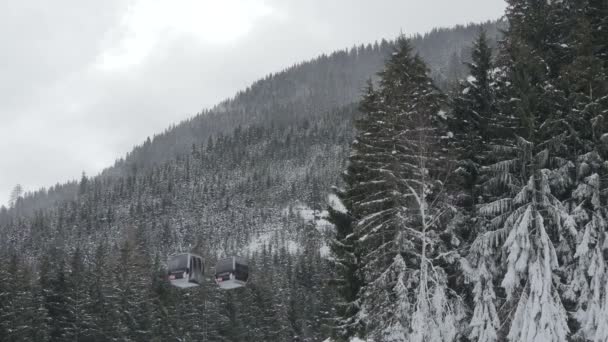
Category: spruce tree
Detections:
[
  {"x1": 556, "y1": 1, "x2": 608, "y2": 339},
  {"x1": 342, "y1": 38, "x2": 463, "y2": 341},
  {"x1": 63, "y1": 248, "x2": 95, "y2": 341},
  {"x1": 449, "y1": 30, "x2": 505, "y2": 342},
  {"x1": 449, "y1": 28, "x2": 498, "y2": 245},
  {"x1": 39, "y1": 246, "x2": 73, "y2": 341},
  {"x1": 88, "y1": 241, "x2": 123, "y2": 341},
  {"x1": 464, "y1": 1, "x2": 580, "y2": 340},
  {"x1": 451, "y1": 29, "x2": 496, "y2": 162},
  {"x1": 327, "y1": 188, "x2": 361, "y2": 341}
]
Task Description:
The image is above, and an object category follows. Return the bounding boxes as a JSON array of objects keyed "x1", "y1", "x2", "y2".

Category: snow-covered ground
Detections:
[
  {"x1": 322, "y1": 337, "x2": 370, "y2": 342},
  {"x1": 245, "y1": 230, "x2": 301, "y2": 254},
  {"x1": 328, "y1": 193, "x2": 347, "y2": 213},
  {"x1": 246, "y1": 199, "x2": 338, "y2": 257},
  {"x1": 282, "y1": 202, "x2": 334, "y2": 233}
]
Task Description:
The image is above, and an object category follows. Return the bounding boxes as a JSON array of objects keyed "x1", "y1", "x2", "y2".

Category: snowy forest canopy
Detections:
[
  {"x1": 330, "y1": 1, "x2": 608, "y2": 341},
  {"x1": 1, "y1": 1, "x2": 608, "y2": 342}
]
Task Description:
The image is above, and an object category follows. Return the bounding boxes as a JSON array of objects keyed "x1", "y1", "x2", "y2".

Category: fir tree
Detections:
[
  {"x1": 556, "y1": 1, "x2": 608, "y2": 339},
  {"x1": 327, "y1": 189, "x2": 361, "y2": 341},
  {"x1": 39, "y1": 246, "x2": 73, "y2": 341},
  {"x1": 450, "y1": 29, "x2": 506, "y2": 342},
  {"x1": 343, "y1": 38, "x2": 463, "y2": 341},
  {"x1": 63, "y1": 248, "x2": 95, "y2": 341},
  {"x1": 451, "y1": 29, "x2": 496, "y2": 160},
  {"x1": 465, "y1": 1, "x2": 580, "y2": 340}
]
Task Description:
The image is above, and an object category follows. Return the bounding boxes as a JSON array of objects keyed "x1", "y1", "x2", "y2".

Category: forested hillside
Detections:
[{"x1": 4, "y1": 20, "x2": 505, "y2": 216}]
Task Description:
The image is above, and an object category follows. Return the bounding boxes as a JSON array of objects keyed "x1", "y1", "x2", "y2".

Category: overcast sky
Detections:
[{"x1": 0, "y1": 0, "x2": 506, "y2": 206}]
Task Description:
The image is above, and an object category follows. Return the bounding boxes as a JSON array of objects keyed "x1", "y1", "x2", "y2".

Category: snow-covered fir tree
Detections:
[
  {"x1": 461, "y1": 1, "x2": 608, "y2": 341},
  {"x1": 341, "y1": 38, "x2": 465, "y2": 341},
  {"x1": 554, "y1": 1, "x2": 608, "y2": 340},
  {"x1": 327, "y1": 188, "x2": 362, "y2": 341},
  {"x1": 449, "y1": 28, "x2": 509, "y2": 342},
  {"x1": 490, "y1": 16, "x2": 573, "y2": 342}
]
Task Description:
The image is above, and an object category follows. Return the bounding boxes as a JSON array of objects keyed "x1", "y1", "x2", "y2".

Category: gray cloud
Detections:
[{"x1": 0, "y1": 0, "x2": 506, "y2": 205}]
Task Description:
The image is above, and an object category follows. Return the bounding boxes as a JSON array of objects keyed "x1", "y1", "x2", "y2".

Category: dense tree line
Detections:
[
  {"x1": 330, "y1": 1, "x2": 608, "y2": 341},
  {"x1": 0, "y1": 233, "x2": 333, "y2": 341}
]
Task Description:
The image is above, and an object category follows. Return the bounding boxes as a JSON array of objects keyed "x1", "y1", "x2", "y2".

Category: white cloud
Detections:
[{"x1": 97, "y1": 0, "x2": 276, "y2": 70}]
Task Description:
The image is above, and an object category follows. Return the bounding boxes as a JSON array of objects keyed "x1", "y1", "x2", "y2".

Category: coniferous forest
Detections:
[{"x1": 1, "y1": 1, "x2": 608, "y2": 342}]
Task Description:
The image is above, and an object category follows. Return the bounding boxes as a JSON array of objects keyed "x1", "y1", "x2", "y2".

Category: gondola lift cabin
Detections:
[
  {"x1": 214, "y1": 256, "x2": 249, "y2": 290},
  {"x1": 167, "y1": 253, "x2": 204, "y2": 288}
]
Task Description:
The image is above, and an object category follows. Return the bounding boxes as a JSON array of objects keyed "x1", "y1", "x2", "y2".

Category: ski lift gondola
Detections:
[
  {"x1": 167, "y1": 253, "x2": 204, "y2": 288},
  {"x1": 214, "y1": 256, "x2": 248, "y2": 289}
]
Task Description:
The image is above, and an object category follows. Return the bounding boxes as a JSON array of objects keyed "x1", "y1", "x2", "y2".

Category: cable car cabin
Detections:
[
  {"x1": 167, "y1": 253, "x2": 204, "y2": 288},
  {"x1": 214, "y1": 256, "x2": 249, "y2": 290}
]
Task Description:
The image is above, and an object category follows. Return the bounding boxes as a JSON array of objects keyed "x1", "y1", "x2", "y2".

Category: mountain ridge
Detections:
[{"x1": 4, "y1": 19, "x2": 504, "y2": 217}]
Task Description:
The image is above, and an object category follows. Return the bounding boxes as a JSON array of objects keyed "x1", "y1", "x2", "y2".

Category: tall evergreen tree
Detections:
[
  {"x1": 63, "y1": 248, "x2": 95, "y2": 341},
  {"x1": 112, "y1": 228, "x2": 155, "y2": 342},
  {"x1": 328, "y1": 187, "x2": 361, "y2": 341},
  {"x1": 449, "y1": 30, "x2": 506, "y2": 342},
  {"x1": 449, "y1": 28, "x2": 499, "y2": 245},
  {"x1": 341, "y1": 38, "x2": 464, "y2": 341},
  {"x1": 555, "y1": 1, "x2": 608, "y2": 340},
  {"x1": 8, "y1": 184, "x2": 23, "y2": 208},
  {"x1": 39, "y1": 246, "x2": 73, "y2": 341},
  {"x1": 464, "y1": 1, "x2": 583, "y2": 340},
  {"x1": 452, "y1": 29, "x2": 496, "y2": 160}
]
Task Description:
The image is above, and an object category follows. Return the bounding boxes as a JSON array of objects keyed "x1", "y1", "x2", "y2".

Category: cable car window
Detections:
[
  {"x1": 235, "y1": 256, "x2": 248, "y2": 266},
  {"x1": 215, "y1": 258, "x2": 234, "y2": 274},
  {"x1": 169, "y1": 254, "x2": 189, "y2": 271},
  {"x1": 234, "y1": 257, "x2": 247, "y2": 278}
]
